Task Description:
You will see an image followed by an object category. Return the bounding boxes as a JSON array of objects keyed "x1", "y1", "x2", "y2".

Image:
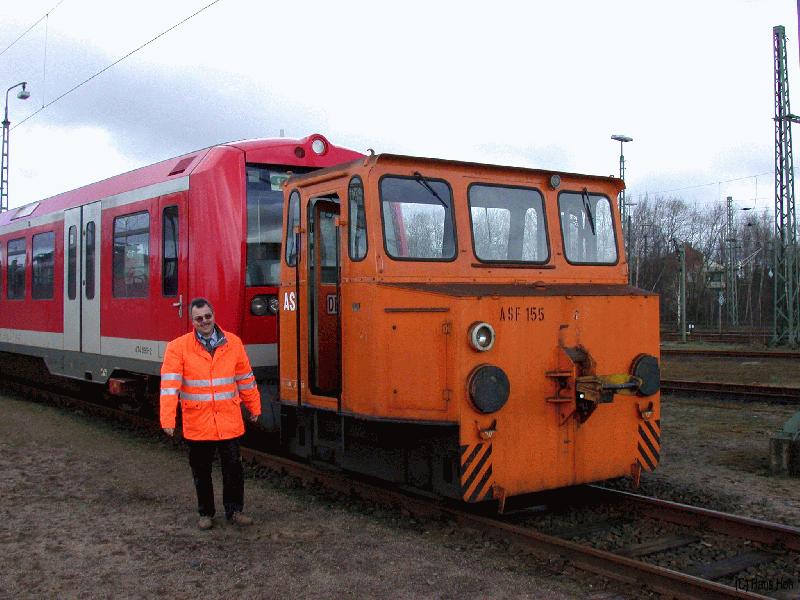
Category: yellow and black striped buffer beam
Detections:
[
  {"x1": 460, "y1": 442, "x2": 493, "y2": 502},
  {"x1": 637, "y1": 419, "x2": 661, "y2": 472}
]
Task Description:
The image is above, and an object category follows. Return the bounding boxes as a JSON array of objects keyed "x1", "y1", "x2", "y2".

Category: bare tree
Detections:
[{"x1": 628, "y1": 194, "x2": 776, "y2": 331}]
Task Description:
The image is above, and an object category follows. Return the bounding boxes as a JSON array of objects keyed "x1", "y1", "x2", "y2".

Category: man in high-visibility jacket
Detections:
[{"x1": 160, "y1": 297, "x2": 261, "y2": 530}]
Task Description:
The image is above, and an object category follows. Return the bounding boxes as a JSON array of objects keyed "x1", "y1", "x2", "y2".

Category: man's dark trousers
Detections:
[{"x1": 187, "y1": 437, "x2": 244, "y2": 518}]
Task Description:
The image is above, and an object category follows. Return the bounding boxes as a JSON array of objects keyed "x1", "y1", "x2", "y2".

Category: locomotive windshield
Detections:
[
  {"x1": 379, "y1": 175, "x2": 456, "y2": 260},
  {"x1": 246, "y1": 164, "x2": 311, "y2": 286},
  {"x1": 469, "y1": 184, "x2": 548, "y2": 263},
  {"x1": 558, "y1": 191, "x2": 617, "y2": 264}
]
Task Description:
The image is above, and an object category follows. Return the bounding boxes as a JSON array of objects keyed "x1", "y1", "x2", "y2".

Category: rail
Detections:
[
  {"x1": 662, "y1": 348, "x2": 800, "y2": 360},
  {"x1": 661, "y1": 380, "x2": 800, "y2": 404}
]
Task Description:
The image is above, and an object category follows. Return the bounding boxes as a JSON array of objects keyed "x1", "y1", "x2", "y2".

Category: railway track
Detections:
[
  {"x1": 662, "y1": 332, "x2": 771, "y2": 345},
  {"x1": 2, "y1": 378, "x2": 799, "y2": 599},
  {"x1": 662, "y1": 348, "x2": 800, "y2": 360},
  {"x1": 661, "y1": 380, "x2": 800, "y2": 404}
]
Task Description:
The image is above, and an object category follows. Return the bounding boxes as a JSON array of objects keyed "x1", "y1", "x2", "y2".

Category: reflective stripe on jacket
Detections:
[{"x1": 159, "y1": 328, "x2": 261, "y2": 440}]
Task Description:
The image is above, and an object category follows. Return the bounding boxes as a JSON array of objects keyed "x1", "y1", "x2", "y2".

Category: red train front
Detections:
[{"x1": 0, "y1": 134, "x2": 362, "y2": 408}]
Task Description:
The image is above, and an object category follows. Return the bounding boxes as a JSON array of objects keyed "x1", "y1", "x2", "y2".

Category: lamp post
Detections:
[
  {"x1": 611, "y1": 134, "x2": 633, "y2": 279},
  {"x1": 2, "y1": 81, "x2": 31, "y2": 213}
]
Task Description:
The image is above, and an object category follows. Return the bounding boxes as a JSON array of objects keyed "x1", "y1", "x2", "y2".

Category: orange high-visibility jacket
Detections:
[{"x1": 159, "y1": 328, "x2": 261, "y2": 440}]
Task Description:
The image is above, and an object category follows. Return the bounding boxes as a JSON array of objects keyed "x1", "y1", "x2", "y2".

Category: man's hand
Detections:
[
  {"x1": 246, "y1": 413, "x2": 259, "y2": 423},
  {"x1": 163, "y1": 428, "x2": 175, "y2": 436}
]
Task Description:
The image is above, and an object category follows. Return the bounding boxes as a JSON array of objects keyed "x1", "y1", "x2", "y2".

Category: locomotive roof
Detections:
[{"x1": 285, "y1": 153, "x2": 625, "y2": 192}]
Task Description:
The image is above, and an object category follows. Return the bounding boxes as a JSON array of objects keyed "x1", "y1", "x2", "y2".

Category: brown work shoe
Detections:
[
  {"x1": 197, "y1": 516, "x2": 213, "y2": 530},
  {"x1": 228, "y1": 512, "x2": 253, "y2": 526}
]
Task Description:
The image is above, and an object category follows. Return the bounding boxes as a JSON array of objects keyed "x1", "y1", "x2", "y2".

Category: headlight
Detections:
[
  {"x1": 251, "y1": 295, "x2": 277, "y2": 316},
  {"x1": 632, "y1": 354, "x2": 660, "y2": 396},
  {"x1": 468, "y1": 364, "x2": 510, "y2": 414},
  {"x1": 311, "y1": 138, "x2": 327, "y2": 155},
  {"x1": 468, "y1": 322, "x2": 495, "y2": 352}
]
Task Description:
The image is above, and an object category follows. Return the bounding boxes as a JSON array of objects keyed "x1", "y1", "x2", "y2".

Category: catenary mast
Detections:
[{"x1": 772, "y1": 25, "x2": 800, "y2": 346}]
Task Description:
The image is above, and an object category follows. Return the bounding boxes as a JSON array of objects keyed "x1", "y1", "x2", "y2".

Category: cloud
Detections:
[{"x1": 2, "y1": 0, "x2": 798, "y2": 212}]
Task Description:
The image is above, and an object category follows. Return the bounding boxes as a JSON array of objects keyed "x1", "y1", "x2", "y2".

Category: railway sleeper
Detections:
[
  {"x1": 616, "y1": 534, "x2": 699, "y2": 558},
  {"x1": 685, "y1": 550, "x2": 777, "y2": 581}
]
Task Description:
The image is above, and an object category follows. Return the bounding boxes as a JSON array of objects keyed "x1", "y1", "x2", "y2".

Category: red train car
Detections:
[{"x1": 0, "y1": 134, "x2": 362, "y2": 406}]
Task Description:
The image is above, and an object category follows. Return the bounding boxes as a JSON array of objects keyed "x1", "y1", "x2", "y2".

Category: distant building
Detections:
[{"x1": 705, "y1": 260, "x2": 726, "y2": 290}]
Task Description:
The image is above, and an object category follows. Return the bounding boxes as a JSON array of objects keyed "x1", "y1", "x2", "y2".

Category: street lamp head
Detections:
[
  {"x1": 611, "y1": 134, "x2": 633, "y2": 143},
  {"x1": 16, "y1": 82, "x2": 30, "y2": 100}
]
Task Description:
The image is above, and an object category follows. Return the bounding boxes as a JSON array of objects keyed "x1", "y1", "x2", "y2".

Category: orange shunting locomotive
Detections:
[{"x1": 273, "y1": 153, "x2": 660, "y2": 505}]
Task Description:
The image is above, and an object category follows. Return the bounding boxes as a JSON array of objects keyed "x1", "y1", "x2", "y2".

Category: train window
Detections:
[
  {"x1": 162, "y1": 206, "x2": 178, "y2": 296},
  {"x1": 348, "y1": 176, "x2": 367, "y2": 261},
  {"x1": 318, "y1": 209, "x2": 338, "y2": 284},
  {"x1": 469, "y1": 184, "x2": 548, "y2": 263},
  {"x1": 32, "y1": 232, "x2": 55, "y2": 300},
  {"x1": 558, "y1": 191, "x2": 618, "y2": 265},
  {"x1": 67, "y1": 226, "x2": 77, "y2": 300},
  {"x1": 379, "y1": 175, "x2": 456, "y2": 261},
  {"x1": 112, "y1": 211, "x2": 150, "y2": 298},
  {"x1": 285, "y1": 190, "x2": 301, "y2": 267},
  {"x1": 7, "y1": 238, "x2": 26, "y2": 300},
  {"x1": 248, "y1": 165, "x2": 310, "y2": 285},
  {"x1": 85, "y1": 222, "x2": 96, "y2": 300}
]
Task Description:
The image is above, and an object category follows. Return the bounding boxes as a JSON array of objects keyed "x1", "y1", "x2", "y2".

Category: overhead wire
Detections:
[
  {"x1": 646, "y1": 171, "x2": 772, "y2": 197},
  {"x1": 12, "y1": 0, "x2": 224, "y2": 131},
  {"x1": 0, "y1": 0, "x2": 66, "y2": 59}
]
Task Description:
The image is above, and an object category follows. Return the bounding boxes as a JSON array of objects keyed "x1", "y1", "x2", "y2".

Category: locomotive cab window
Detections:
[
  {"x1": 113, "y1": 211, "x2": 150, "y2": 298},
  {"x1": 558, "y1": 190, "x2": 617, "y2": 264},
  {"x1": 32, "y1": 231, "x2": 55, "y2": 299},
  {"x1": 308, "y1": 198, "x2": 339, "y2": 284},
  {"x1": 348, "y1": 176, "x2": 367, "y2": 261},
  {"x1": 7, "y1": 238, "x2": 26, "y2": 300},
  {"x1": 247, "y1": 165, "x2": 311, "y2": 285},
  {"x1": 285, "y1": 190, "x2": 301, "y2": 267},
  {"x1": 469, "y1": 184, "x2": 548, "y2": 263},
  {"x1": 380, "y1": 175, "x2": 456, "y2": 260}
]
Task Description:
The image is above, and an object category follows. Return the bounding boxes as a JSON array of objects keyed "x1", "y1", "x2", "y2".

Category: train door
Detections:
[
  {"x1": 156, "y1": 195, "x2": 188, "y2": 348},
  {"x1": 63, "y1": 208, "x2": 80, "y2": 351},
  {"x1": 63, "y1": 202, "x2": 101, "y2": 353},
  {"x1": 82, "y1": 202, "x2": 101, "y2": 353},
  {"x1": 307, "y1": 196, "x2": 341, "y2": 398}
]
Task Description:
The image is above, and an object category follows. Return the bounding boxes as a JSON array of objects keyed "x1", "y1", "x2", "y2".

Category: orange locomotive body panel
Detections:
[{"x1": 278, "y1": 154, "x2": 660, "y2": 502}]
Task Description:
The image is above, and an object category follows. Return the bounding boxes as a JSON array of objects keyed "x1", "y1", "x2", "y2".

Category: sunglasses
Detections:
[{"x1": 193, "y1": 313, "x2": 214, "y2": 323}]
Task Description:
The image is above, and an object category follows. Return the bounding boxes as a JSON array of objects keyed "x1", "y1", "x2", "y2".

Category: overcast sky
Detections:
[{"x1": 1, "y1": 0, "x2": 798, "y2": 216}]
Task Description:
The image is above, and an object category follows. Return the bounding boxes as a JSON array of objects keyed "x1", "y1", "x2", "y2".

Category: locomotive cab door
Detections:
[{"x1": 307, "y1": 196, "x2": 341, "y2": 399}]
